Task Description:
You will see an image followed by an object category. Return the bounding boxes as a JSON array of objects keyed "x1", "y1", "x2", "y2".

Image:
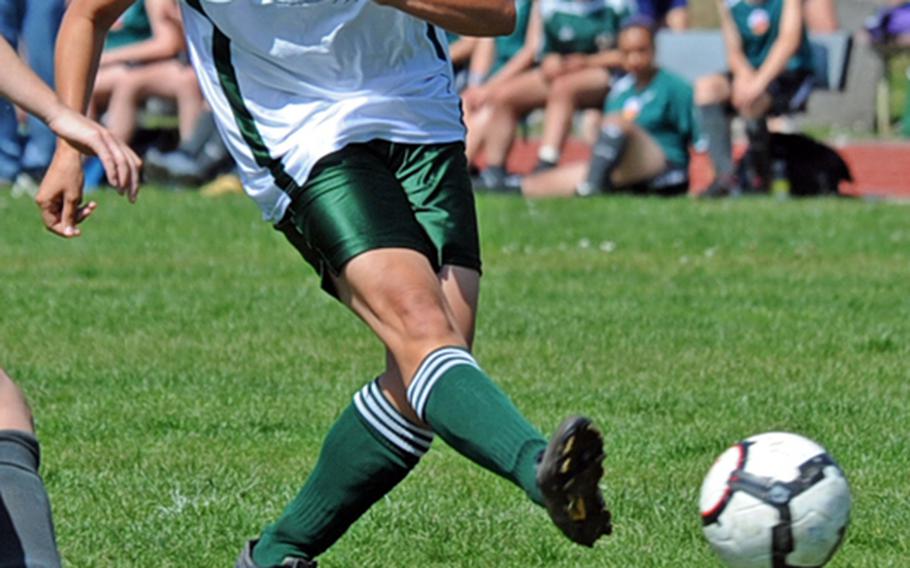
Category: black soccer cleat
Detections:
[
  {"x1": 235, "y1": 540, "x2": 317, "y2": 568},
  {"x1": 537, "y1": 416, "x2": 612, "y2": 547}
]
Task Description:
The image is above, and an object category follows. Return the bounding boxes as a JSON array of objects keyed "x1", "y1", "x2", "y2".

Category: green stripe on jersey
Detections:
[{"x1": 184, "y1": 0, "x2": 302, "y2": 195}]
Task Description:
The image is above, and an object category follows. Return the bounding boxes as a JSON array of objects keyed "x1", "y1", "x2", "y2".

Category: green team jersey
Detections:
[
  {"x1": 491, "y1": 0, "x2": 534, "y2": 74},
  {"x1": 105, "y1": 1, "x2": 151, "y2": 50},
  {"x1": 728, "y1": 0, "x2": 813, "y2": 72},
  {"x1": 541, "y1": 0, "x2": 630, "y2": 55},
  {"x1": 604, "y1": 69, "x2": 697, "y2": 168}
]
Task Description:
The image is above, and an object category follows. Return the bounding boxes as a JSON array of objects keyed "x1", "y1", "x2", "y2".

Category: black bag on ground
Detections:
[
  {"x1": 738, "y1": 133, "x2": 853, "y2": 196},
  {"x1": 771, "y1": 133, "x2": 852, "y2": 196}
]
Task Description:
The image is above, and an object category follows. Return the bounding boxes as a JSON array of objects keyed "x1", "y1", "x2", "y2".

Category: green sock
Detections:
[
  {"x1": 406, "y1": 347, "x2": 546, "y2": 505},
  {"x1": 253, "y1": 379, "x2": 432, "y2": 566},
  {"x1": 0, "y1": 430, "x2": 61, "y2": 568}
]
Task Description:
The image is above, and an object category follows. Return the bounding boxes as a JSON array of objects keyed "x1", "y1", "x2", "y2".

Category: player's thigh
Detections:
[
  {"x1": 92, "y1": 64, "x2": 132, "y2": 107},
  {"x1": 277, "y1": 142, "x2": 441, "y2": 297},
  {"x1": 118, "y1": 61, "x2": 188, "y2": 98},
  {"x1": 490, "y1": 69, "x2": 551, "y2": 114},
  {"x1": 334, "y1": 248, "x2": 464, "y2": 384},
  {"x1": 612, "y1": 123, "x2": 668, "y2": 186},
  {"x1": 550, "y1": 67, "x2": 611, "y2": 108},
  {"x1": 0, "y1": 370, "x2": 33, "y2": 433}
]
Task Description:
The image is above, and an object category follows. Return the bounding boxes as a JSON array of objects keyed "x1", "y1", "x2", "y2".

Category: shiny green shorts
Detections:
[{"x1": 275, "y1": 140, "x2": 481, "y2": 297}]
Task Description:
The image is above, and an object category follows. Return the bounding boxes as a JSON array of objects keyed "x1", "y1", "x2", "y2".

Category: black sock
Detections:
[
  {"x1": 579, "y1": 124, "x2": 628, "y2": 195},
  {"x1": 744, "y1": 118, "x2": 771, "y2": 190},
  {"x1": 697, "y1": 104, "x2": 734, "y2": 180},
  {"x1": 0, "y1": 430, "x2": 61, "y2": 568}
]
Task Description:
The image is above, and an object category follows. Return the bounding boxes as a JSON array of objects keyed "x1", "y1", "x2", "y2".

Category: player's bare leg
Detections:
[
  {"x1": 338, "y1": 249, "x2": 611, "y2": 545},
  {"x1": 0, "y1": 369, "x2": 61, "y2": 568},
  {"x1": 249, "y1": 250, "x2": 609, "y2": 566},
  {"x1": 537, "y1": 68, "x2": 611, "y2": 170},
  {"x1": 522, "y1": 120, "x2": 667, "y2": 197}
]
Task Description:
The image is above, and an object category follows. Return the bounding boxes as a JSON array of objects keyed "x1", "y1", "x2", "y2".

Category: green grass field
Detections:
[{"x1": 1, "y1": 190, "x2": 908, "y2": 567}]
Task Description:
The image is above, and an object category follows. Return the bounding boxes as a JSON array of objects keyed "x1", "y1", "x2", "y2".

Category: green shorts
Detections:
[{"x1": 275, "y1": 140, "x2": 481, "y2": 297}]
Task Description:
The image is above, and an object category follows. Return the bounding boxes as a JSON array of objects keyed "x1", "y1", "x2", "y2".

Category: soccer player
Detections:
[
  {"x1": 519, "y1": 20, "x2": 697, "y2": 198},
  {"x1": 0, "y1": 36, "x2": 139, "y2": 568},
  {"x1": 695, "y1": 0, "x2": 814, "y2": 197},
  {"x1": 43, "y1": 1, "x2": 614, "y2": 567}
]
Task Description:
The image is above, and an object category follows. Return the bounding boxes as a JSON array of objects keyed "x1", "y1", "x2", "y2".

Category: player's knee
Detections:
[
  {"x1": 602, "y1": 115, "x2": 631, "y2": 134},
  {"x1": 388, "y1": 289, "x2": 460, "y2": 347},
  {"x1": 695, "y1": 76, "x2": 727, "y2": 106}
]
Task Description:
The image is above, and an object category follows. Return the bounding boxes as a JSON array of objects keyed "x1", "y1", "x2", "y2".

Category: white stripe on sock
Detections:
[
  {"x1": 361, "y1": 386, "x2": 432, "y2": 450},
  {"x1": 367, "y1": 381, "x2": 434, "y2": 443},
  {"x1": 353, "y1": 391, "x2": 426, "y2": 457},
  {"x1": 406, "y1": 348, "x2": 457, "y2": 404},
  {"x1": 408, "y1": 352, "x2": 476, "y2": 418},
  {"x1": 413, "y1": 356, "x2": 478, "y2": 421}
]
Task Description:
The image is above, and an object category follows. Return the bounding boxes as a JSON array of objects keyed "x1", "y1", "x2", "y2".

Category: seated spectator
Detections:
[
  {"x1": 477, "y1": 0, "x2": 630, "y2": 186},
  {"x1": 633, "y1": 0, "x2": 690, "y2": 30},
  {"x1": 695, "y1": 0, "x2": 814, "y2": 197},
  {"x1": 494, "y1": 21, "x2": 697, "y2": 197},
  {"x1": 90, "y1": 0, "x2": 203, "y2": 146},
  {"x1": 461, "y1": 0, "x2": 542, "y2": 164},
  {"x1": 0, "y1": 0, "x2": 65, "y2": 192}
]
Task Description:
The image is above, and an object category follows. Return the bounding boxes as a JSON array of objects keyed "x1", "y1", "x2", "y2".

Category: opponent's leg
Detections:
[{"x1": 0, "y1": 369, "x2": 62, "y2": 568}]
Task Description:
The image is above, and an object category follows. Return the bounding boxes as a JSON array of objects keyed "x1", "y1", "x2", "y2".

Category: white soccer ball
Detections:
[{"x1": 699, "y1": 432, "x2": 851, "y2": 568}]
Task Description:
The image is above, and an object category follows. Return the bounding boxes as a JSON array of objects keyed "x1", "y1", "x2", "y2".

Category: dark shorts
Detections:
[
  {"x1": 767, "y1": 69, "x2": 816, "y2": 115},
  {"x1": 275, "y1": 140, "x2": 481, "y2": 298},
  {"x1": 726, "y1": 69, "x2": 816, "y2": 116},
  {"x1": 617, "y1": 164, "x2": 690, "y2": 197},
  {"x1": 636, "y1": 0, "x2": 688, "y2": 21}
]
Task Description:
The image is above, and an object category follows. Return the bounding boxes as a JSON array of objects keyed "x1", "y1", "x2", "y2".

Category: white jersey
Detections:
[{"x1": 180, "y1": 0, "x2": 465, "y2": 222}]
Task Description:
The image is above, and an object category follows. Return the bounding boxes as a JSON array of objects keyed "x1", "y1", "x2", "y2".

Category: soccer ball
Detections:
[{"x1": 699, "y1": 432, "x2": 851, "y2": 568}]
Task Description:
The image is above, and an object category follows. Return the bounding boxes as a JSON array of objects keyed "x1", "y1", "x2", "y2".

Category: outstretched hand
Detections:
[
  {"x1": 35, "y1": 149, "x2": 94, "y2": 238},
  {"x1": 35, "y1": 105, "x2": 143, "y2": 238},
  {"x1": 46, "y1": 106, "x2": 142, "y2": 201}
]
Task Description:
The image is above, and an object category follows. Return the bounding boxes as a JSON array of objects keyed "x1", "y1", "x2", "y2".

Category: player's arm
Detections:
[
  {"x1": 373, "y1": 0, "x2": 516, "y2": 36},
  {"x1": 752, "y1": 0, "x2": 802, "y2": 89},
  {"x1": 483, "y1": 3, "x2": 543, "y2": 88},
  {"x1": 0, "y1": 38, "x2": 140, "y2": 195},
  {"x1": 100, "y1": 0, "x2": 184, "y2": 67},
  {"x1": 716, "y1": 0, "x2": 753, "y2": 77},
  {"x1": 37, "y1": 0, "x2": 136, "y2": 239},
  {"x1": 0, "y1": 39, "x2": 74, "y2": 129}
]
